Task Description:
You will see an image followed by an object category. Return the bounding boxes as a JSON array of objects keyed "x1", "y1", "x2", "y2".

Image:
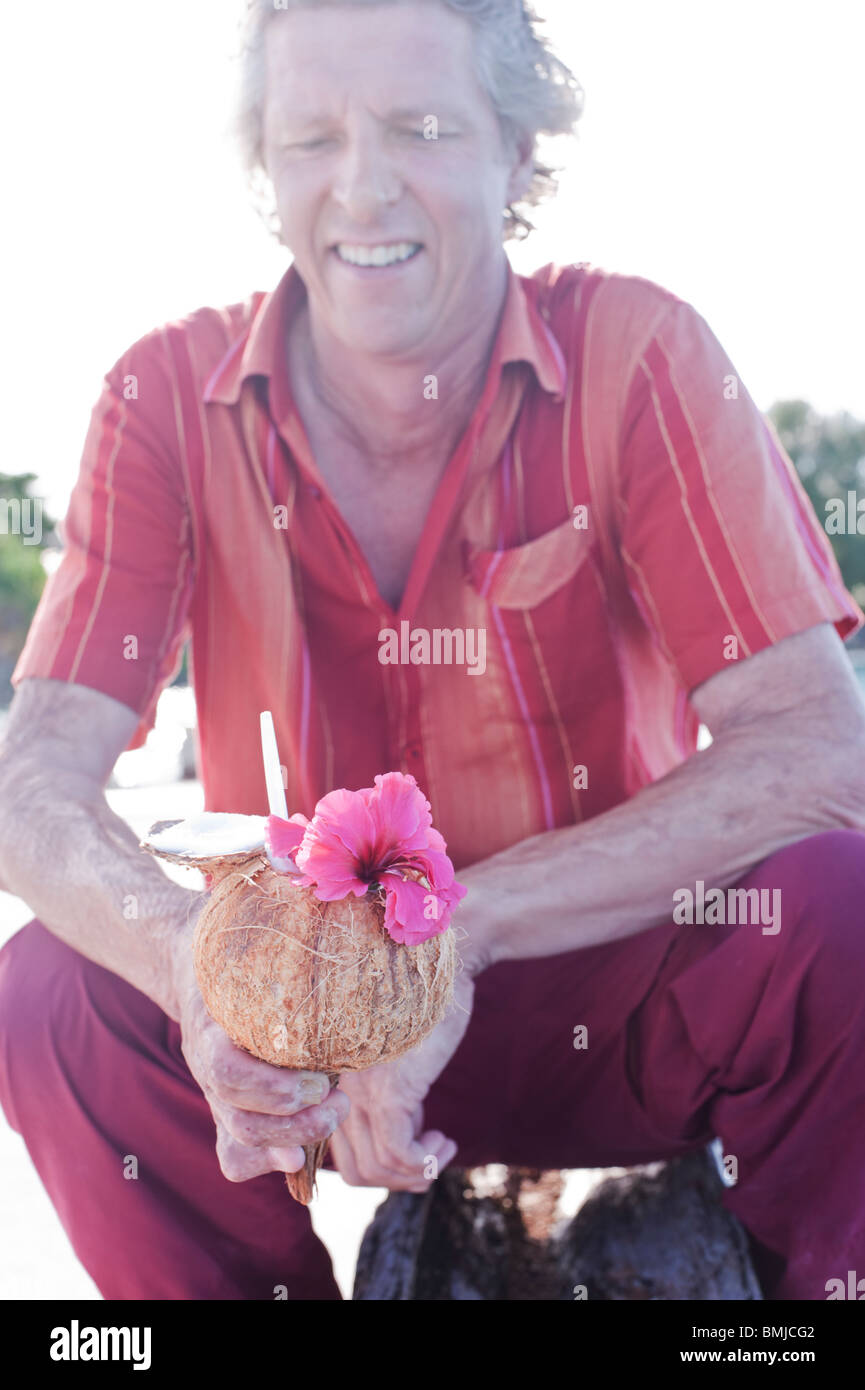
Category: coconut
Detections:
[{"x1": 141, "y1": 813, "x2": 457, "y2": 1203}]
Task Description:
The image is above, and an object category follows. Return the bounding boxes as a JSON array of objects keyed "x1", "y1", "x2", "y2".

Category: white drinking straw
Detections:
[{"x1": 260, "y1": 710, "x2": 289, "y2": 819}]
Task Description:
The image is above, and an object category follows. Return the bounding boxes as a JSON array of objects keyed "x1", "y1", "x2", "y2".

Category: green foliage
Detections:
[
  {"x1": 768, "y1": 401, "x2": 865, "y2": 614},
  {"x1": 0, "y1": 473, "x2": 56, "y2": 690}
]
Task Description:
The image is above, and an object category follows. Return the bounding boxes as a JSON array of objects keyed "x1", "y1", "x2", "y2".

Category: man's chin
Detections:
[{"x1": 331, "y1": 315, "x2": 431, "y2": 359}]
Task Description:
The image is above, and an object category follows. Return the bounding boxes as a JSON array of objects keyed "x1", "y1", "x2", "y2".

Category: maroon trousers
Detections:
[{"x1": 2, "y1": 828, "x2": 865, "y2": 1301}]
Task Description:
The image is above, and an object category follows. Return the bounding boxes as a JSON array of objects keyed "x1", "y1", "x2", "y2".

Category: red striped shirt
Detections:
[{"x1": 13, "y1": 260, "x2": 862, "y2": 869}]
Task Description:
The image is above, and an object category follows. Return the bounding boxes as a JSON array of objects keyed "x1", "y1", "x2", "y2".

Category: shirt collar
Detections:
[{"x1": 202, "y1": 258, "x2": 566, "y2": 406}]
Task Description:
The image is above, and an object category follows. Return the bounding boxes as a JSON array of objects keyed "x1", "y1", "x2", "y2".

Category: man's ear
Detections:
[{"x1": 506, "y1": 133, "x2": 535, "y2": 205}]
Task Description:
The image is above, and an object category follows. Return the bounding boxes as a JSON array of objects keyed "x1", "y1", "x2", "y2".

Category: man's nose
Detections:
[{"x1": 331, "y1": 135, "x2": 402, "y2": 219}]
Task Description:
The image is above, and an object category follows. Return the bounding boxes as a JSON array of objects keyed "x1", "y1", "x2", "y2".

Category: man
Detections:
[{"x1": 2, "y1": 0, "x2": 865, "y2": 1301}]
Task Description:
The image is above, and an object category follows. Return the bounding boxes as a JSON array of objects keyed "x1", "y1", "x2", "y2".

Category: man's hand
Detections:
[
  {"x1": 329, "y1": 971, "x2": 475, "y2": 1191},
  {"x1": 170, "y1": 923, "x2": 350, "y2": 1181}
]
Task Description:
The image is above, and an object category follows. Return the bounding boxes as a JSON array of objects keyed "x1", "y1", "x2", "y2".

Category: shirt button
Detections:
[{"x1": 404, "y1": 742, "x2": 422, "y2": 762}]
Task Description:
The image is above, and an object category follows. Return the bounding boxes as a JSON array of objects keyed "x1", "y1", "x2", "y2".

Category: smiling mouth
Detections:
[{"x1": 332, "y1": 241, "x2": 423, "y2": 269}]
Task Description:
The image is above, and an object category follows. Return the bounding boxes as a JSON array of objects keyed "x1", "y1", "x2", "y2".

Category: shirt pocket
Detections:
[
  {"x1": 463, "y1": 515, "x2": 593, "y2": 609},
  {"x1": 461, "y1": 515, "x2": 612, "y2": 736}
]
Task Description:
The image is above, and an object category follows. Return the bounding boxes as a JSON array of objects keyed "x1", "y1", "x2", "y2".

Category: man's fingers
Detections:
[
  {"x1": 328, "y1": 1125, "x2": 365, "y2": 1187},
  {"x1": 209, "y1": 1048, "x2": 336, "y2": 1116},
  {"x1": 420, "y1": 1131, "x2": 458, "y2": 1174},
  {"x1": 265, "y1": 1145, "x2": 308, "y2": 1174},
  {"x1": 212, "y1": 1092, "x2": 347, "y2": 1149},
  {"x1": 330, "y1": 1102, "x2": 405, "y2": 1188},
  {"x1": 369, "y1": 1127, "x2": 458, "y2": 1190},
  {"x1": 215, "y1": 1120, "x2": 305, "y2": 1182},
  {"x1": 345, "y1": 1098, "x2": 422, "y2": 1182},
  {"x1": 372, "y1": 1118, "x2": 456, "y2": 1177},
  {"x1": 336, "y1": 1106, "x2": 395, "y2": 1186},
  {"x1": 370, "y1": 1116, "x2": 430, "y2": 1181},
  {"x1": 332, "y1": 1103, "x2": 451, "y2": 1190}
]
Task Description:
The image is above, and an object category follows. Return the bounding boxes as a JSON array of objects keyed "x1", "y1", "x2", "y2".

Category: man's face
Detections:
[{"x1": 261, "y1": 1, "x2": 532, "y2": 357}]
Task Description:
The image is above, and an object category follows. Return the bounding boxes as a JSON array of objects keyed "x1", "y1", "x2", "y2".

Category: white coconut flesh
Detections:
[{"x1": 142, "y1": 812, "x2": 268, "y2": 863}]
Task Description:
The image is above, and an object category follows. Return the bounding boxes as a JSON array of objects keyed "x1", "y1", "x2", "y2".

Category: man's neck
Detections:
[{"x1": 288, "y1": 257, "x2": 510, "y2": 474}]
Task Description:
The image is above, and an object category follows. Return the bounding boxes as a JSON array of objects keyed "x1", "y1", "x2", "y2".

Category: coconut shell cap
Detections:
[{"x1": 140, "y1": 812, "x2": 270, "y2": 878}]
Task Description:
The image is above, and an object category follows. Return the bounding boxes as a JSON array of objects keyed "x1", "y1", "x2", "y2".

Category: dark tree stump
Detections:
[
  {"x1": 353, "y1": 1166, "x2": 566, "y2": 1300},
  {"x1": 353, "y1": 1150, "x2": 763, "y2": 1301},
  {"x1": 558, "y1": 1153, "x2": 763, "y2": 1300}
]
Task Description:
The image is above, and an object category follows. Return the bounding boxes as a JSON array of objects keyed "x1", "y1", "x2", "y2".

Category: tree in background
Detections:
[
  {"x1": 768, "y1": 401, "x2": 865, "y2": 638},
  {"x1": 0, "y1": 472, "x2": 57, "y2": 704}
]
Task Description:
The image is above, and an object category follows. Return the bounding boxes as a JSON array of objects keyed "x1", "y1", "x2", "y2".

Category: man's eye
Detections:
[
  {"x1": 400, "y1": 128, "x2": 454, "y2": 141},
  {"x1": 284, "y1": 138, "x2": 332, "y2": 152}
]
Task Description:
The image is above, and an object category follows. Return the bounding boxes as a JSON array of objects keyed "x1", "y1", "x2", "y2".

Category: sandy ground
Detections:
[{"x1": 0, "y1": 779, "x2": 385, "y2": 1300}]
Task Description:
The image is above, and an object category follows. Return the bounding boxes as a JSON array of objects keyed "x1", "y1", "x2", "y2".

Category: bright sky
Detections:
[{"x1": 3, "y1": 0, "x2": 863, "y2": 519}]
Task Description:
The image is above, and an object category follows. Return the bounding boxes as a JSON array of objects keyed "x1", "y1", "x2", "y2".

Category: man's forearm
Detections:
[
  {"x1": 458, "y1": 723, "x2": 865, "y2": 973},
  {"x1": 0, "y1": 760, "x2": 202, "y2": 1021}
]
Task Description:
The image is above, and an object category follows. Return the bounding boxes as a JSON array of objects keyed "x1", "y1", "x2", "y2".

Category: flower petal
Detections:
[
  {"x1": 272, "y1": 772, "x2": 466, "y2": 941},
  {"x1": 297, "y1": 820, "x2": 375, "y2": 897},
  {"x1": 297, "y1": 789, "x2": 379, "y2": 877},
  {"x1": 381, "y1": 870, "x2": 467, "y2": 945},
  {"x1": 366, "y1": 772, "x2": 433, "y2": 860},
  {"x1": 381, "y1": 876, "x2": 445, "y2": 946},
  {"x1": 265, "y1": 813, "x2": 307, "y2": 860}
]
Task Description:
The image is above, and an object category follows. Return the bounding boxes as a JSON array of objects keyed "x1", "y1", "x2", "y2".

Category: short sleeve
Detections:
[
  {"x1": 616, "y1": 297, "x2": 863, "y2": 691},
  {"x1": 11, "y1": 334, "x2": 196, "y2": 751}
]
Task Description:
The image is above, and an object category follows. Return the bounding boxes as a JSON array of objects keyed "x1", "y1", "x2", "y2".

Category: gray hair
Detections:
[{"x1": 231, "y1": 0, "x2": 585, "y2": 242}]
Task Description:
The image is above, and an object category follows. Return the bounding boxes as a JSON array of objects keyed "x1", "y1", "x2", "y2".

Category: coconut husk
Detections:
[
  {"x1": 285, "y1": 1069, "x2": 341, "y2": 1204},
  {"x1": 192, "y1": 859, "x2": 456, "y2": 1204},
  {"x1": 194, "y1": 862, "x2": 456, "y2": 1071},
  {"x1": 142, "y1": 817, "x2": 457, "y2": 1202}
]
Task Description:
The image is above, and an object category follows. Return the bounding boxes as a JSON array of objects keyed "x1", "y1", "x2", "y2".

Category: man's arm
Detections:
[
  {"x1": 0, "y1": 677, "x2": 193, "y2": 1018},
  {"x1": 458, "y1": 622, "x2": 865, "y2": 973},
  {"x1": 0, "y1": 677, "x2": 348, "y2": 1179}
]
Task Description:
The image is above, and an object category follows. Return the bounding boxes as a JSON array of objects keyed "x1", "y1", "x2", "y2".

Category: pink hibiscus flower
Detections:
[{"x1": 264, "y1": 772, "x2": 466, "y2": 946}]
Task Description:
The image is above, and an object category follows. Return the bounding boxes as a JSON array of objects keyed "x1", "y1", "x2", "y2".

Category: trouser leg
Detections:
[
  {"x1": 426, "y1": 829, "x2": 865, "y2": 1300},
  {"x1": 0, "y1": 919, "x2": 340, "y2": 1300},
  {"x1": 629, "y1": 829, "x2": 865, "y2": 1300}
]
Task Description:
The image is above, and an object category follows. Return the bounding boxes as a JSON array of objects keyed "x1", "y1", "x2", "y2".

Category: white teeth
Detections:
[{"x1": 335, "y1": 241, "x2": 420, "y2": 267}]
